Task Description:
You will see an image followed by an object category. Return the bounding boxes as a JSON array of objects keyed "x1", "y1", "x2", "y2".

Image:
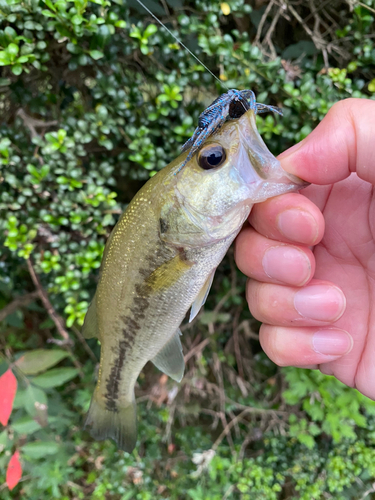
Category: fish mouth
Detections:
[{"x1": 233, "y1": 112, "x2": 310, "y2": 201}]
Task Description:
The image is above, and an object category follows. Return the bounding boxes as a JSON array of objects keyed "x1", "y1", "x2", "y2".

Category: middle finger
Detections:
[{"x1": 246, "y1": 279, "x2": 346, "y2": 327}]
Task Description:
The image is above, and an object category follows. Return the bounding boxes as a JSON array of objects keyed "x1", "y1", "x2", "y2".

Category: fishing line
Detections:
[{"x1": 134, "y1": 0, "x2": 228, "y2": 90}]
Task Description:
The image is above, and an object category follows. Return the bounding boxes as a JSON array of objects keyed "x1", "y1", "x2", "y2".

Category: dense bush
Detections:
[{"x1": 1, "y1": 0, "x2": 375, "y2": 498}]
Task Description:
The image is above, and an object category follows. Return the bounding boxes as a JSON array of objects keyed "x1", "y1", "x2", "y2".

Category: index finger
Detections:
[{"x1": 278, "y1": 98, "x2": 375, "y2": 185}]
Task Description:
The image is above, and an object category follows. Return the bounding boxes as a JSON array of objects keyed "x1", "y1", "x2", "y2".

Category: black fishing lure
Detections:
[{"x1": 179, "y1": 89, "x2": 282, "y2": 172}]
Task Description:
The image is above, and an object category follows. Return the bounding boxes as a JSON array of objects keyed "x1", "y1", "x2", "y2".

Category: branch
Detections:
[
  {"x1": 27, "y1": 258, "x2": 84, "y2": 377},
  {"x1": 27, "y1": 258, "x2": 71, "y2": 344},
  {"x1": 0, "y1": 291, "x2": 39, "y2": 323},
  {"x1": 254, "y1": 0, "x2": 276, "y2": 46},
  {"x1": 16, "y1": 109, "x2": 57, "y2": 138},
  {"x1": 184, "y1": 338, "x2": 210, "y2": 363},
  {"x1": 356, "y1": 1, "x2": 375, "y2": 14},
  {"x1": 212, "y1": 409, "x2": 249, "y2": 451}
]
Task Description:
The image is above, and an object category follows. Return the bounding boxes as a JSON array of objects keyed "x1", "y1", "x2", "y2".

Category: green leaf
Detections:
[
  {"x1": 368, "y1": 78, "x2": 375, "y2": 93},
  {"x1": 140, "y1": 44, "x2": 149, "y2": 55},
  {"x1": 4, "y1": 27, "x2": 17, "y2": 40},
  {"x1": 144, "y1": 24, "x2": 157, "y2": 38},
  {"x1": 12, "y1": 416, "x2": 42, "y2": 435},
  {"x1": 24, "y1": 385, "x2": 47, "y2": 417},
  {"x1": 0, "y1": 429, "x2": 8, "y2": 449},
  {"x1": 0, "y1": 51, "x2": 10, "y2": 66},
  {"x1": 57, "y1": 128, "x2": 67, "y2": 142},
  {"x1": 89, "y1": 50, "x2": 104, "y2": 60},
  {"x1": 24, "y1": 21, "x2": 35, "y2": 30},
  {"x1": 71, "y1": 14, "x2": 83, "y2": 25},
  {"x1": 43, "y1": 0, "x2": 57, "y2": 11},
  {"x1": 32, "y1": 367, "x2": 79, "y2": 388},
  {"x1": 17, "y1": 56, "x2": 29, "y2": 64},
  {"x1": 22, "y1": 441, "x2": 59, "y2": 459},
  {"x1": 298, "y1": 433, "x2": 315, "y2": 449},
  {"x1": 114, "y1": 20, "x2": 126, "y2": 28},
  {"x1": 15, "y1": 349, "x2": 69, "y2": 375},
  {"x1": 11, "y1": 65, "x2": 22, "y2": 76},
  {"x1": 7, "y1": 43, "x2": 19, "y2": 56},
  {"x1": 41, "y1": 10, "x2": 56, "y2": 17}
]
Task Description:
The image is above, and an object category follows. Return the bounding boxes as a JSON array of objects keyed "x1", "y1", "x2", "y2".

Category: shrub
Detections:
[{"x1": 1, "y1": 0, "x2": 375, "y2": 498}]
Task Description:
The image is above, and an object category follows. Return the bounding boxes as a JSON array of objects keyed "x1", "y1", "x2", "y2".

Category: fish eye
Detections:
[{"x1": 197, "y1": 144, "x2": 226, "y2": 170}]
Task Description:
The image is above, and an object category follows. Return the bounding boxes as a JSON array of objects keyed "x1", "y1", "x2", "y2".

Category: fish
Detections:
[{"x1": 82, "y1": 107, "x2": 306, "y2": 452}]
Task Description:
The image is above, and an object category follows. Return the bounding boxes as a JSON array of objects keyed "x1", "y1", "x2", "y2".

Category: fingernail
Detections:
[
  {"x1": 262, "y1": 246, "x2": 311, "y2": 286},
  {"x1": 294, "y1": 285, "x2": 346, "y2": 321},
  {"x1": 313, "y1": 329, "x2": 353, "y2": 355},
  {"x1": 277, "y1": 209, "x2": 319, "y2": 244}
]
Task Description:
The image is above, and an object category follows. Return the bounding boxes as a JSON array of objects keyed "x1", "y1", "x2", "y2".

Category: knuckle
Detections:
[
  {"x1": 261, "y1": 325, "x2": 289, "y2": 367},
  {"x1": 247, "y1": 281, "x2": 274, "y2": 323}
]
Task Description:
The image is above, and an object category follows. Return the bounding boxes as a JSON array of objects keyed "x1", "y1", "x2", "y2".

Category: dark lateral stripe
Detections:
[{"x1": 104, "y1": 243, "x2": 174, "y2": 411}]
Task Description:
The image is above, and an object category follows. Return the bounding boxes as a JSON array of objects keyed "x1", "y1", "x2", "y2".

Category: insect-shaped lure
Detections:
[{"x1": 178, "y1": 89, "x2": 282, "y2": 173}]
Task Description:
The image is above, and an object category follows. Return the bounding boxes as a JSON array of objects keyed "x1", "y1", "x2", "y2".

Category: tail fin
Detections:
[{"x1": 84, "y1": 390, "x2": 137, "y2": 453}]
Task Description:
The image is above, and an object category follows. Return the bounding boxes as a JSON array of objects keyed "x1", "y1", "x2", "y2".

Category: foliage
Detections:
[{"x1": 1, "y1": 0, "x2": 375, "y2": 498}]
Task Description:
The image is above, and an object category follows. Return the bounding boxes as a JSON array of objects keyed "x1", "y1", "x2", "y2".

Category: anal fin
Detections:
[
  {"x1": 189, "y1": 269, "x2": 216, "y2": 322},
  {"x1": 82, "y1": 297, "x2": 100, "y2": 340},
  {"x1": 152, "y1": 329, "x2": 185, "y2": 382}
]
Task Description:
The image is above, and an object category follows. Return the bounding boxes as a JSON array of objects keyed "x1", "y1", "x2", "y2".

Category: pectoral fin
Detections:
[
  {"x1": 152, "y1": 329, "x2": 185, "y2": 382},
  {"x1": 82, "y1": 298, "x2": 100, "y2": 340},
  {"x1": 189, "y1": 269, "x2": 216, "y2": 322}
]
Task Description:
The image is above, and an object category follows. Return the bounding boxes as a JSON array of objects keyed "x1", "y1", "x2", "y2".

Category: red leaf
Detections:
[
  {"x1": 6, "y1": 450, "x2": 22, "y2": 490},
  {"x1": 0, "y1": 369, "x2": 17, "y2": 426}
]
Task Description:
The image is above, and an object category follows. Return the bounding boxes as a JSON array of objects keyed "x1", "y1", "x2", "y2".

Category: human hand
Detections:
[{"x1": 235, "y1": 98, "x2": 375, "y2": 400}]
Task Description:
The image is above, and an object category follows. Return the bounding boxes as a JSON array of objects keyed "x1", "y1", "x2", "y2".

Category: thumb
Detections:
[{"x1": 278, "y1": 98, "x2": 375, "y2": 186}]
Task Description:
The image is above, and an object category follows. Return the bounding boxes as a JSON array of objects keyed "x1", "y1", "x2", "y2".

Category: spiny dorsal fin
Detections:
[
  {"x1": 152, "y1": 329, "x2": 185, "y2": 382},
  {"x1": 189, "y1": 269, "x2": 216, "y2": 322}
]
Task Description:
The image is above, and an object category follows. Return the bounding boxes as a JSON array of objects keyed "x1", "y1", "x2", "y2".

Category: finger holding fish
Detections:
[
  {"x1": 246, "y1": 279, "x2": 346, "y2": 327},
  {"x1": 248, "y1": 192, "x2": 325, "y2": 246},
  {"x1": 235, "y1": 225, "x2": 315, "y2": 286}
]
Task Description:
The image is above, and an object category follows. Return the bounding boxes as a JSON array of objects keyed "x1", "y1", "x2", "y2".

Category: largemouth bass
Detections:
[{"x1": 83, "y1": 108, "x2": 305, "y2": 452}]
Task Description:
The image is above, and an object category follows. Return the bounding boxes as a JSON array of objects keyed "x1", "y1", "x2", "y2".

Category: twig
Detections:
[
  {"x1": 16, "y1": 109, "x2": 57, "y2": 138},
  {"x1": 26, "y1": 258, "x2": 84, "y2": 377},
  {"x1": 212, "y1": 353, "x2": 234, "y2": 451},
  {"x1": 263, "y1": 6, "x2": 282, "y2": 59},
  {"x1": 232, "y1": 307, "x2": 244, "y2": 380},
  {"x1": 359, "y1": 481, "x2": 375, "y2": 499},
  {"x1": 222, "y1": 484, "x2": 235, "y2": 500},
  {"x1": 72, "y1": 325, "x2": 98, "y2": 363},
  {"x1": 254, "y1": 0, "x2": 276, "y2": 46},
  {"x1": 356, "y1": 1, "x2": 375, "y2": 14},
  {"x1": 303, "y1": 0, "x2": 332, "y2": 23},
  {"x1": 200, "y1": 408, "x2": 220, "y2": 429},
  {"x1": 285, "y1": 0, "x2": 327, "y2": 53},
  {"x1": 212, "y1": 409, "x2": 249, "y2": 451},
  {"x1": 226, "y1": 400, "x2": 290, "y2": 419},
  {"x1": 0, "y1": 291, "x2": 39, "y2": 323},
  {"x1": 27, "y1": 258, "x2": 71, "y2": 344},
  {"x1": 164, "y1": 401, "x2": 176, "y2": 445},
  {"x1": 184, "y1": 338, "x2": 210, "y2": 363}
]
